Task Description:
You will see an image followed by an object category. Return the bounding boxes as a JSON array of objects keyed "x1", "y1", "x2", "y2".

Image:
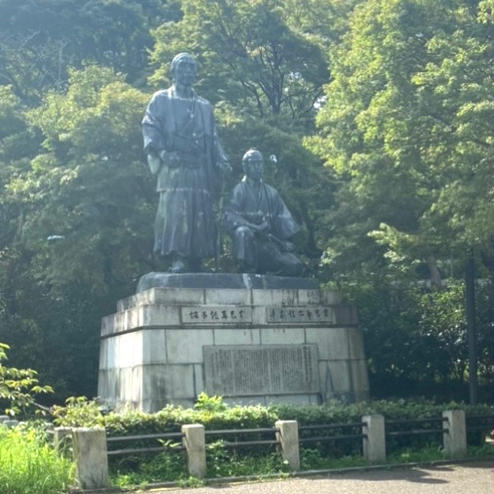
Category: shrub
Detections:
[
  {"x1": 0, "y1": 425, "x2": 74, "y2": 494},
  {"x1": 0, "y1": 343, "x2": 53, "y2": 417}
]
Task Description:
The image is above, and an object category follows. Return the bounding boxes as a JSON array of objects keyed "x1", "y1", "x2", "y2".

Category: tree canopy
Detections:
[
  {"x1": 308, "y1": 0, "x2": 493, "y2": 282},
  {"x1": 0, "y1": 0, "x2": 492, "y2": 404}
]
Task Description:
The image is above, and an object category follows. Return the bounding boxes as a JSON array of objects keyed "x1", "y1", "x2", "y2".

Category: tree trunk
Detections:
[{"x1": 465, "y1": 248, "x2": 478, "y2": 405}]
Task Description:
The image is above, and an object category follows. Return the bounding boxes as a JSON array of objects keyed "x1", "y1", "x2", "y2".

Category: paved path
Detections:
[{"x1": 144, "y1": 461, "x2": 493, "y2": 494}]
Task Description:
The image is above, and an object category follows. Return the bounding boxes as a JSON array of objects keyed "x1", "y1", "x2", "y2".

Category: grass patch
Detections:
[
  {"x1": 301, "y1": 442, "x2": 494, "y2": 472},
  {"x1": 0, "y1": 425, "x2": 74, "y2": 494},
  {"x1": 110, "y1": 450, "x2": 188, "y2": 489},
  {"x1": 300, "y1": 448, "x2": 368, "y2": 470},
  {"x1": 206, "y1": 441, "x2": 290, "y2": 478}
]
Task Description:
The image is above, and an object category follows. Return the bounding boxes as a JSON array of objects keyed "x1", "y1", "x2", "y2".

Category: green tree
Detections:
[
  {"x1": 0, "y1": 67, "x2": 154, "y2": 399},
  {"x1": 308, "y1": 0, "x2": 494, "y2": 282},
  {"x1": 0, "y1": 0, "x2": 181, "y2": 102},
  {"x1": 309, "y1": 0, "x2": 493, "y2": 399},
  {"x1": 0, "y1": 342, "x2": 53, "y2": 416}
]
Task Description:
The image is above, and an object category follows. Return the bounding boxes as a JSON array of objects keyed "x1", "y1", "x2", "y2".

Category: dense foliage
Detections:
[
  {"x1": 0, "y1": 424, "x2": 73, "y2": 494},
  {"x1": 0, "y1": 343, "x2": 52, "y2": 416},
  {"x1": 53, "y1": 395, "x2": 493, "y2": 463},
  {"x1": 0, "y1": 0, "x2": 492, "y2": 404}
]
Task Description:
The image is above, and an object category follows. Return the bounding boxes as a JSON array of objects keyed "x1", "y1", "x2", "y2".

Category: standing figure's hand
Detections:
[
  {"x1": 147, "y1": 153, "x2": 161, "y2": 175},
  {"x1": 160, "y1": 150, "x2": 181, "y2": 168}
]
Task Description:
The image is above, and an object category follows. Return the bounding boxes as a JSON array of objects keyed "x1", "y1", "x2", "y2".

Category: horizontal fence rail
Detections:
[
  {"x1": 299, "y1": 433, "x2": 366, "y2": 443},
  {"x1": 205, "y1": 427, "x2": 279, "y2": 435},
  {"x1": 386, "y1": 417, "x2": 446, "y2": 426},
  {"x1": 386, "y1": 428, "x2": 446, "y2": 437},
  {"x1": 466, "y1": 415, "x2": 494, "y2": 432},
  {"x1": 107, "y1": 431, "x2": 184, "y2": 442},
  {"x1": 218, "y1": 439, "x2": 279, "y2": 448},
  {"x1": 108, "y1": 445, "x2": 186, "y2": 456},
  {"x1": 106, "y1": 431, "x2": 185, "y2": 456},
  {"x1": 299, "y1": 422, "x2": 366, "y2": 444},
  {"x1": 205, "y1": 427, "x2": 280, "y2": 449},
  {"x1": 386, "y1": 417, "x2": 448, "y2": 435},
  {"x1": 53, "y1": 409, "x2": 486, "y2": 490},
  {"x1": 299, "y1": 422, "x2": 363, "y2": 431}
]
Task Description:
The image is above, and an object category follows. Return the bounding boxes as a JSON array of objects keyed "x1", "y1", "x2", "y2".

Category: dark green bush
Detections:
[
  {"x1": 50, "y1": 395, "x2": 493, "y2": 487},
  {"x1": 54, "y1": 395, "x2": 493, "y2": 458}
]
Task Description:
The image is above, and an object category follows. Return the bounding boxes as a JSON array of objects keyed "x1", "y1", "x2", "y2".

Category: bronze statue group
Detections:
[{"x1": 142, "y1": 53, "x2": 303, "y2": 276}]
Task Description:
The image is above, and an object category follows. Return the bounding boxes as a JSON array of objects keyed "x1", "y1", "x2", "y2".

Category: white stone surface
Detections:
[
  {"x1": 72, "y1": 428, "x2": 109, "y2": 489},
  {"x1": 119, "y1": 288, "x2": 206, "y2": 310},
  {"x1": 143, "y1": 330, "x2": 166, "y2": 364},
  {"x1": 276, "y1": 420, "x2": 300, "y2": 470},
  {"x1": 306, "y1": 327, "x2": 350, "y2": 360},
  {"x1": 166, "y1": 329, "x2": 213, "y2": 363},
  {"x1": 99, "y1": 286, "x2": 369, "y2": 410},
  {"x1": 443, "y1": 410, "x2": 467, "y2": 457},
  {"x1": 118, "y1": 366, "x2": 143, "y2": 404},
  {"x1": 362, "y1": 415, "x2": 386, "y2": 462},
  {"x1": 99, "y1": 339, "x2": 109, "y2": 370},
  {"x1": 350, "y1": 359, "x2": 370, "y2": 395},
  {"x1": 260, "y1": 327, "x2": 305, "y2": 345},
  {"x1": 182, "y1": 424, "x2": 206, "y2": 478},
  {"x1": 142, "y1": 305, "x2": 181, "y2": 326},
  {"x1": 213, "y1": 328, "x2": 261, "y2": 345},
  {"x1": 193, "y1": 364, "x2": 204, "y2": 395},
  {"x1": 267, "y1": 394, "x2": 316, "y2": 405},
  {"x1": 320, "y1": 290, "x2": 341, "y2": 305},
  {"x1": 101, "y1": 315, "x2": 114, "y2": 336},
  {"x1": 251, "y1": 289, "x2": 297, "y2": 306},
  {"x1": 205, "y1": 289, "x2": 251, "y2": 305},
  {"x1": 163, "y1": 364, "x2": 195, "y2": 398},
  {"x1": 224, "y1": 396, "x2": 268, "y2": 406},
  {"x1": 154, "y1": 288, "x2": 205, "y2": 305},
  {"x1": 297, "y1": 289, "x2": 321, "y2": 305},
  {"x1": 347, "y1": 328, "x2": 365, "y2": 359},
  {"x1": 116, "y1": 332, "x2": 142, "y2": 368},
  {"x1": 139, "y1": 364, "x2": 195, "y2": 412},
  {"x1": 322, "y1": 360, "x2": 352, "y2": 393}
]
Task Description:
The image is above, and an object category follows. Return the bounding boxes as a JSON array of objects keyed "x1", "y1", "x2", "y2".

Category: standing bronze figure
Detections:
[
  {"x1": 225, "y1": 149, "x2": 304, "y2": 276},
  {"x1": 142, "y1": 53, "x2": 230, "y2": 273}
]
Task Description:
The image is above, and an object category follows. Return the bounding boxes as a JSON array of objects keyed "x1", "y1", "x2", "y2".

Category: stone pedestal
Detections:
[{"x1": 98, "y1": 276, "x2": 369, "y2": 411}]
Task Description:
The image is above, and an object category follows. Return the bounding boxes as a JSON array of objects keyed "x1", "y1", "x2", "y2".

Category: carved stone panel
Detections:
[
  {"x1": 181, "y1": 306, "x2": 252, "y2": 324},
  {"x1": 266, "y1": 306, "x2": 336, "y2": 324},
  {"x1": 203, "y1": 345, "x2": 319, "y2": 396}
]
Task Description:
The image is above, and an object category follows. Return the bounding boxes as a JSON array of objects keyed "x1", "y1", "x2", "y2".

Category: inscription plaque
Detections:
[
  {"x1": 204, "y1": 345, "x2": 319, "y2": 396},
  {"x1": 182, "y1": 306, "x2": 252, "y2": 324},
  {"x1": 266, "y1": 306, "x2": 335, "y2": 324}
]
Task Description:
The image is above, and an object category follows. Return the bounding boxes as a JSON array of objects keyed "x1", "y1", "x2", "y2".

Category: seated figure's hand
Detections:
[
  {"x1": 283, "y1": 241, "x2": 295, "y2": 252},
  {"x1": 253, "y1": 221, "x2": 269, "y2": 233},
  {"x1": 159, "y1": 150, "x2": 180, "y2": 168}
]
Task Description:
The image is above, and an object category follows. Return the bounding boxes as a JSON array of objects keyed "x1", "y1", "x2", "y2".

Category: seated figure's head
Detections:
[
  {"x1": 171, "y1": 52, "x2": 197, "y2": 87},
  {"x1": 242, "y1": 148, "x2": 264, "y2": 182}
]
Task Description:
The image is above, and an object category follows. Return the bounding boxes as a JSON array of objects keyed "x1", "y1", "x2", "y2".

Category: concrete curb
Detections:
[{"x1": 79, "y1": 456, "x2": 493, "y2": 494}]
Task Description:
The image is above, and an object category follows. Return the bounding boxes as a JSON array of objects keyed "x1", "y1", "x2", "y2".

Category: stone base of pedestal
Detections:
[{"x1": 98, "y1": 279, "x2": 369, "y2": 411}]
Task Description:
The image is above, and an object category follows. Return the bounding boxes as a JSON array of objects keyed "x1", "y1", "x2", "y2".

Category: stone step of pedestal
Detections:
[
  {"x1": 117, "y1": 287, "x2": 341, "y2": 312},
  {"x1": 102, "y1": 303, "x2": 357, "y2": 336},
  {"x1": 98, "y1": 281, "x2": 367, "y2": 412}
]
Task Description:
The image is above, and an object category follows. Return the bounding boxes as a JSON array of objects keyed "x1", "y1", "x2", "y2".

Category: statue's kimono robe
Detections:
[
  {"x1": 142, "y1": 87, "x2": 227, "y2": 259},
  {"x1": 225, "y1": 177, "x2": 304, "y2": 276}
]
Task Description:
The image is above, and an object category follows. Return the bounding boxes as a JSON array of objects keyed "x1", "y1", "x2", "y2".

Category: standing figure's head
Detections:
[
  {"x1": 170, "y1": 52, "x2": 197, "y2": 88},
  {"x1": 242, "y1": 148, "x2": 264, "y2": 183}
]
